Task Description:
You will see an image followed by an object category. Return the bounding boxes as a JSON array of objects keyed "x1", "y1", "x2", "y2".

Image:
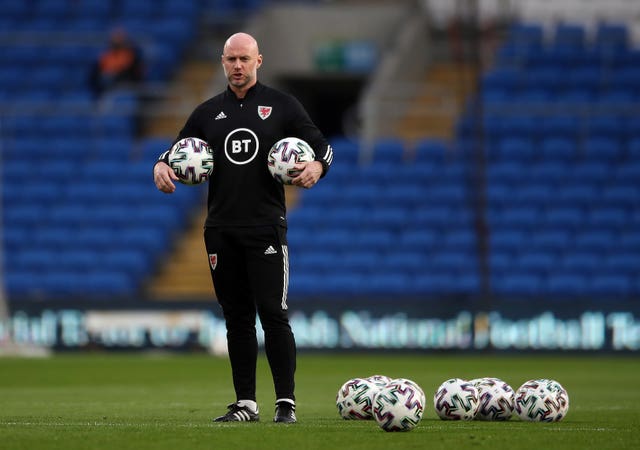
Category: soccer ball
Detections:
[
  {"x1": 168, "y1": 137, "x2": 214, "y2": 185},
  {"x1": 434, "y1": 378, "x2": 480, "y2": 420},
  {"x1": 372, "y1": 378, "x2": 425, "y2": 432},
  {"x1": 336, "y1": 378, "x2": 377, "y2": 420},
  {"x1": 472, "y1": 377, "x2": 515, "y2": 421},
  {"x1": 267, "y1": 137, "x2": 315, "y2": 185},
  {"x1": 514, "y1": 379, "x2": 569, "y2": 422}
]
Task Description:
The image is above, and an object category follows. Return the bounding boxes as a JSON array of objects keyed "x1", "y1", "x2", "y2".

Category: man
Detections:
[
  {"x1": 153, "y1": 33, "x2": 333, "y2": 423},
  {"x1": 89, "y1": 27, "x2": 144, "y2": 98}
]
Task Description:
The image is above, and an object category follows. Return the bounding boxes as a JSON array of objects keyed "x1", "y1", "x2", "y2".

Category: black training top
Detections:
[{"x1": 157, "y1": 82, "x2": 333, "y2": 228}]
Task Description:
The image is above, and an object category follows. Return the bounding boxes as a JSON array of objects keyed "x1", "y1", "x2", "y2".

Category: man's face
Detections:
[{"x1": 221, "y1": 39, "x2": 262, "y2": 91}]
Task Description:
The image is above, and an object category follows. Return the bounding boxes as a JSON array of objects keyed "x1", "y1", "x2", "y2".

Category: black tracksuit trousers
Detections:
[{"x1": 204, "y1": 225, "x2": 296, "y2": 404}]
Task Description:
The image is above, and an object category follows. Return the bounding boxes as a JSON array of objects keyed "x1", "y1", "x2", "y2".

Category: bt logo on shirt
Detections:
[{"x1": 224, "y1": 128, "x2": 259, "y2": 165}]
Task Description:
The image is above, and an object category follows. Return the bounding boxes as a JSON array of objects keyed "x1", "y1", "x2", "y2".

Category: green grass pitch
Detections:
[{"x1": 0, "y1": 353, "x2": 638, "y2": 450}]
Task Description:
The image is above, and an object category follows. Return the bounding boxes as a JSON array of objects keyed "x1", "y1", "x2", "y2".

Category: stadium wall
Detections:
[{"x1": 2, "y1": 298, "x2": 639, "y2": 353}]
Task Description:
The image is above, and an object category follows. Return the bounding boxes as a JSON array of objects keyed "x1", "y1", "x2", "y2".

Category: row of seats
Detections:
[
  {"x1": 285, "y1": 22, "x2": 639, "y2": 298},
  {"x1": 507, "y1": 21, "x2": 632, "y2": 50},
  {"x1": 0, "y1": 0, "x2": 219, "y2": 298}
]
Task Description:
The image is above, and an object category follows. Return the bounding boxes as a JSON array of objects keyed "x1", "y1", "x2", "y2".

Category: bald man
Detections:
[{"x1": 154, "y1": 33, "x2": 333, "y2": 423}]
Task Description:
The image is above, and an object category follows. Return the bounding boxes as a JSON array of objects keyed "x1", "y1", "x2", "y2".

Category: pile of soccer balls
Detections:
[
  {"x1": 336, "y1": 375, "x2": 425, "y2": 432},
  {"x1": 336, "y1": 376, "x2": 569, "y2": 432},
  {"x1": 433, "y1": 377, "x2": 569, "y2": 422}
]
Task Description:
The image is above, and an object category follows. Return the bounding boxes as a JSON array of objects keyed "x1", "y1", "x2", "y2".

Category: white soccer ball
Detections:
[
  {"x1": 267, "y1": 137, "x2": 315, "y2": 185},
  {"x1": 472, "y1": 377, "x2": 515, "y2": 421},
  {"x1": 168, "y1": 137, "x2": 214, "y2": 185},
  {"x1": 434, "y1": 378, "x2": 480, "y2": 420},
  {"x1": 372, "y1": 378, "x2": 425, "y2": 432},
  {"x1": 514, "y1": 379, "x2": 569, "y2": 422},
  {"x1": 336, "y1": 378, "x2": 378, "y2": 420}
]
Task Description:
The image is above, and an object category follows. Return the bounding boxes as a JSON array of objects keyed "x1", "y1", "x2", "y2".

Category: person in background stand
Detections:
[{"x1": 89, "y1": 27, "x2": 144, "y2": 98}]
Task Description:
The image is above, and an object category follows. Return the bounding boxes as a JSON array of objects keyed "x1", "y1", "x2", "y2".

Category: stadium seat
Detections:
[
  {"x1": 582, "y1": 136, "x2": 622, "y2": 162},
  {"x1": 554, "y1": 22, "x2": 586, "y2": 49},
  {"x1": 529, "y1": 229, "x2": 571, "y2": 252},
  {"x1": 371, "y1": 138, "x2": 406, "y2": 164},
  {"x1": 492, "y1": 272, "x2": 542, "y2": 296},
  {"x1": 515, "y1": 251, "x2": 557, "y2": 274},
  {"x1": 540, "y1": 137, "x2": 578, "y2": 162},
  {"x1": 590, "y1": 274, "x2": 632, "y2": 296},
  {"x1": 545, "y1": 272, "x2": 589, "y2": 297}
]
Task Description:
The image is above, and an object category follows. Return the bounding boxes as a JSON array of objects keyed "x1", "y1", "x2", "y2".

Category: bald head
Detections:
[
  {"x1": 223, "y1": 32, "x2": 260, "y2": 55},
  {"x1": 221, "y1": 33, "x2": 262, "y2": 98}
]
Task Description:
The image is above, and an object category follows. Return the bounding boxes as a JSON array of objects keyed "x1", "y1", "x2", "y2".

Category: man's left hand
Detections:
[{"x1": 291, "y1": 160, "x2": 323, "y2": 189}]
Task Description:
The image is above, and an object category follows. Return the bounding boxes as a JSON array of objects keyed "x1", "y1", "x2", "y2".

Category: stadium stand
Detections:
[
  {"x1": 0, "y1": 0, "x2": 258, "y2": 299},
  {"x1": 1, "y1": 0, "x2": 638, "y2": 303}
]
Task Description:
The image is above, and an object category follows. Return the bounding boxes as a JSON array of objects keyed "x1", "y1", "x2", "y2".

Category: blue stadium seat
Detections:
[
  {"x1": 586, "y1": 207, "x2": 628, "y2": 229},
  {"x1": 515, "y1": 251, "x2": 557, "y2": 274},
  {"x1": 540, "y1": 115, "x2": 581, "y2": 139},
  {"x1": 489, "y1": 229, "x2": 527, "y2": 253},
  {"x1": 574, "y1": 229, "x2": 616, "y2": 251},
  {"x1": 366, "y1": 207, "x2": 409, "y2": 231},
  {"x1": 522, "y1": 68, "x2": 563, "y2": 97},
  {"x1": 582, "y1": 136, "x2": 622, "y2": 162},
  {"x1": 529, "y1": 229, "x2": 571, "y2": 252},
  {"x1": 595, "y1": 23, "x2": 629, "y2": 50},
  {"x1": 413, "y1": 138, "x2": 449, "y2": 164},
  {"x1": 413, "y1": 272, "x2": 457, "y2": 295},
  {"x1": 380, "y1": 251, "x2": 428, "y2": 275},
  {"x1": 350, "y1": 230, "x2": 394, "y2": 253},
  {"x1": 397, "y1": 229, "x2": 439, "y2": 251},
  {"x1": 381, "y1": 183, "x2": 427, "y2": 208},
  {"x1": 362, "y1": 271, "x2": 413, "y2": 295},
  {"x1": 489, "y1": 206, "x2": 540, "y2": 229},
  {"x1": 600, "y1": 185, "x2": 639, "y2": 207},
  {"x1": 84, "y1": 271, "x2": 137, "y2": 297},
  {"x1": 322, "y1": 273, "x2": 367, "y2": 296},
  {"x1": 294, "y1": 251, "x2": 334, "y2": 273},
  {"x1": 543, "y1": 207, "x2": 585, "y2": 229},
  {"x1": 487, "y1": 161, "x2": 526, "y2": 183},
  {"x1": 540, "y1": 137, "x2": 578, "y2": 162},
  {"x1": 492, "y1": 272, "x2": 542, "y2": 296},
  {"x1": 589, "y1": 274, "x2": 632, "y2": 296},
  {"x1": 515, "y1": 184, "x2": 554, "y2": 205},
  {"x1": 333, "y1": 249, "x2": 382, "y2": 274},
  {"x1": 528, "y1": 161, "x2": 570, "y2": 184},
  {"x1": 553, "y1": 183, "x2": 598, "y2": 207},
  {"x1": 545, "y1": 272, "x2": 589, "y2": 297},
  {"x1": 102, "y1": 249, "x2": 152, "y2": 278},
  {"x1": 372, "y1": 138, "x2": 405, "y2": 164},
  {"x1": 554, "y1": 23, "x2": 586, "y2": 49},
  {"x1": 561, "y1": 252, "x2": 600, "y2": 273}
]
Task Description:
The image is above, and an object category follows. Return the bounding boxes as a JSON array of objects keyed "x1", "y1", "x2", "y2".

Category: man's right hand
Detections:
[{"x1": 153, "y1": 161, "x2": 179, "y2": 193}]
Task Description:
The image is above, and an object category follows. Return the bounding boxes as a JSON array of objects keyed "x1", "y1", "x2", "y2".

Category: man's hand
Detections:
[
  {"x1": 291, "y1": 160, "x2": 323, "y2": 189},
  {"x1": 153, "y1": 161, "x2": 179, "y2": 193}
]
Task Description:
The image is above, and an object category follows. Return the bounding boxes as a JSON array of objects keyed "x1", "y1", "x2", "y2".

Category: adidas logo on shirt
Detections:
[
  {"x1": 215, "y1": 111, "x2": 227, "y2": 120},
  {"x1": 264, "y1": 246, "x2": 277, "y2": 255}
]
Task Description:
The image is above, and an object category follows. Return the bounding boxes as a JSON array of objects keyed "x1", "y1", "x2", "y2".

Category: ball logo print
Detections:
[
  {"x1": 224, "y1": 128, "x2": 259, "y2": 165},
  {"x1": 168, "y1": 137, "x2": 214, "y2": 185}
]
